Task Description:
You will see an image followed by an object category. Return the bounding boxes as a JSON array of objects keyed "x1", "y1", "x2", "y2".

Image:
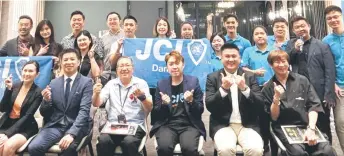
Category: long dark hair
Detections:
[
  {"x1": 74, "y1": 30, "x2": 94, "y2": 52},
  {"x1": 33, "y1": 19, "x2": 58, "y2": 56}
]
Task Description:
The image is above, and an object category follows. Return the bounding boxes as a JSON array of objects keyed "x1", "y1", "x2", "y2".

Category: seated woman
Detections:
[
  {"x1": 0, "y1": 60, "x2": 42, "y2": 156},
  {"x1": 262, "y1": 50, "x2": 335, "y2": 156},
  {"x1": 74, "y1": 30, "x2": 102, "y2": 80}
]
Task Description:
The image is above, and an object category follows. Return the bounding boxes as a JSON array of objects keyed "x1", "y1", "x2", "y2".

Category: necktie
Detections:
[{"x1": 65, "y1": 78, "x2": 72, "y2": 103}]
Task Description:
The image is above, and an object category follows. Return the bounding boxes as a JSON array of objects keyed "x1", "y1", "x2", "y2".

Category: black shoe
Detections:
[{"x1": 264, "y1": 145, "x2": 270, "y2": 153}]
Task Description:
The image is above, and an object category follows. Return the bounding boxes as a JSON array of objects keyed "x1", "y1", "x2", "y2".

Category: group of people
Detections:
[{"x1": 0, "y1": 4, "x2": 343, "y2": 156}]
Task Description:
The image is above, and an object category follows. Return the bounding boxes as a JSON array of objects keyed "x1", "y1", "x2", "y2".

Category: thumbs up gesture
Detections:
[
  {"x1": 93, "y1": 77, "x2": 102, "y2": 94},
  {"x1": 184, "y1": 89, "x2": 194, "y2": 103},
  {"x1": 42, "y1": 85, "x2": 52, "y2": 101},
  {"x1": 159, "y1": 92, "x2": 170, "y2": 105},
  {"x1": 4, "y1": 74, "x2": 13, "y2": 90},
  {"x1": 273, "y1": 82, "x2": 285, "y2": 98}
]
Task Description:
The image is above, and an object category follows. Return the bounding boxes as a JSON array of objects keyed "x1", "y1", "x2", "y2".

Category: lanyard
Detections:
[{"x1": 119, "y1": 85, "x2": 132, "y2": 112}]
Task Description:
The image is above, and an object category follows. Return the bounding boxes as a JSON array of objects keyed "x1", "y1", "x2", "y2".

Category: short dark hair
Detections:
[
  {"x1": 123, "y1": 15, "x2": 137, "y2": 23},
  {"x1": 18, "y1": 15, "x2": 33, "y2": 26},
  {"x1": 60, "y1": 48, "x2": 81, "y2": 60},
  {"x1": 223, "y1": 14, "x2": 238, "y2": 22},
  {"x1": 23, "y1": 60, "x2": 40, "y2": 73},
  {"x1": 210, "y1": 32, "x2": 226, "y2": 51},
  {"x1": 70, "y1": 10, "x2": 85, "y2": 20},
  {"x1": 325, "y1": 5, "x2": 342, "y2": 15},
  {"x1": 290, "y1": 16, "x2": 309, "y2": 27},
  {"x1": 220, "y1": 43, "x2": 239, "y2": 53},
  {"x1": 106, "y1": 12, "x2": 121, "y2": 20},
  {"x1": 272, "y1": 17, "x2": 288, "y2": 27},
  {"x1": 253, "y1": 25, "x2": 268, "y2": 34}
]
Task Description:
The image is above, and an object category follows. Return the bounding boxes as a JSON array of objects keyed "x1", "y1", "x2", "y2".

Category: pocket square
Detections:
[{"x1": 295, "y1": 97, "x2": 304, "y2": 100}]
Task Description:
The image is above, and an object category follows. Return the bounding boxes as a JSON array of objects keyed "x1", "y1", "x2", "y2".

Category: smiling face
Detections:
[
  {"x1": 211, "y1": 35, "x2": 225, "y2": 52},
  {"x1": 156, "y1": 19, "x2": 169, "y2": 36},
  {"x1": 18, "y1": 18, "x2": 32, "y2": 37},
  {"x1": 76, "y1": 34, "x2": 91, "y2": 51},
  {"x1": 116, "y1": 58, "x2": 134, "y2": 80},
  {"x1": 271, "y1": 57, "x2": 289, "y2": 76},
  {"x1": 22, "y1": 64, "x2": 39, "y2": 83},
  {"x1": 39, "y1": 24, "x2": 51, "y2": 39},
  {"x1": 61, "y1": 52, "x2": 80, "y2": 76},
  {"x1": 253, "y1": 27, "x2": 267, "y2": 46},
  {"x1": 273, "y1": 22, "x2": 287, "y2": 38},
  {"x1": 223, "y1": 17, "x2": 238, "y2": 34},
  {"x1": 70, "y1": 14, "x2": 84, "y2": 32},
  {"x1": 292, "y1": 19, "x2": 311, "y2": 39},
  {"x1": 326, "y1": 10, "x2": 343, "y2": 30},
  {"x1": 181, "y1": 23, "x2": 193, "y2": 39},
  {"x1": 167, "y1": 56, "x2": 184, "y2": 77},
  {"x1": 107, "y1": 13, "x2": 121, "y2": 31},
  {"x1": 221, "y1": 48, "x2": 240, "y2": 72},
  {"x1": 123, "y1": 19, "x2": 137, "y2": 38}
]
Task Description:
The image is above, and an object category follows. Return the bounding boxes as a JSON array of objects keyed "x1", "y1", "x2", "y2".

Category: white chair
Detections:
[{"x1": 153, "y1": 135, "x2": 205, "y2": 156}]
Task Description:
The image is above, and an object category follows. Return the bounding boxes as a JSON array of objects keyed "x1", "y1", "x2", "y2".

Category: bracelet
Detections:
[
  {"x1": 240, "y1": 85, "x2": 248, "y2": 92},
  {"x1": 221, "y1": 86, "x2": 229, "y2": 93},
  {"x1": 137, "y1": 94, "x2": 146, "y2": 102}
]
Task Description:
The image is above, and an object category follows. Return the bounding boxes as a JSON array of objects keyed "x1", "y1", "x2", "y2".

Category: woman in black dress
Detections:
[{"x1": 0, "y1": 60, "x2": 42, "y2": 156}]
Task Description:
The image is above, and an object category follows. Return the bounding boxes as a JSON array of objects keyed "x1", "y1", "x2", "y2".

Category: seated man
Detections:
[
  {"x1": 150, "y1": 51, "x2": 206, "y2": 156},
  {"x1": 93, "y1": 56, "x2": 152, "y2": 156},
  {"x1": 262, "y1": 50, "x2": 335, "y2": 156},
  {"x1": 205, "y1": 43, "x2": 264, "y2": 156},
  {"x1": 28, "y1": 48, "x2": 93, "y2": 156}
]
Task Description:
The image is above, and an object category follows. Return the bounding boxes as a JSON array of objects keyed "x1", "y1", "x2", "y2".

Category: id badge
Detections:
[{"x1": 117, "y1": 114, "x2": 127, "y2": 124}]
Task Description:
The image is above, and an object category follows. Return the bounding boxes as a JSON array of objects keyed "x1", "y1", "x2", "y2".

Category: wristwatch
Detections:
[
  {"x1": 307, "y1": 125, "x2": 316, "y2": 131},
  {"x1": 240, "y1": 85, "x2": 248, "y2": 91}
]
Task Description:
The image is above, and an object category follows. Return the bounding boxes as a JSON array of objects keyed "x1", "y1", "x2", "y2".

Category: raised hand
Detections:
[
  {"x1": 235, "y1": 73, "x2": 247, "y2": 91},
  {"x1": 4, "y1": 74, "x2": 13, "y2": 90},
  {"x1": 254, "y1": 67, "x2": 266, "y2": 77},
  {"x1": 207, "y1": 13, "x2": 214, "y2": 24},
  {"x1": 170, "y1": 30, "x2": 176, "y2": 39},
  {"x1": 41, "y1": 85, "x2": 52, "y2": 101},
  {"x1": 184, "y1": 89, "x2": 194, "y2": 103},
  {"x1": 19, "y1": 43, "x2": 30, "y2": 56},
  {"x1": 93, "y1": 77, "x2": 102, "y2": 95},
  {"x1": 273, "y1": 82, "x2": 285, "y2": 98},
  {"x1": 220, "y1": 73, "x2": 234, "y2": 91},
  {"x1": 88, "y1": 45, "x2": 96, "y2": 59},
  {"x1": 159, "y1": 92, "x2": 171, "y2": 105},
  {"x1": 38, "y1": 44, "x2": 50, "y2": 55},
  {"x1": 294, "y1": 39, "x2": 304, "y2": 51}
]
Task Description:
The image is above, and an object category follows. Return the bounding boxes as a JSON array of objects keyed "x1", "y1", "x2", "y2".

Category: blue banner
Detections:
[
  {"x1": 123, "y1": 38, "x2": 213, "y2": 90},
  {"x1": 0, "y1": 56, "x2": 53, "y2": 99}
]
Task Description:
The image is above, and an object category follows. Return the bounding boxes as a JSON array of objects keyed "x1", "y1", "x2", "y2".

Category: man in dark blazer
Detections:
[
  {"x1": 150, "y1": 51, "x2": 206, "y2": 156},
  {"x1": 28, "y1": 48, "x2": 93, "y2": 156},
  {"x1": 205, "y1": 43, "x2": 265, "y2": 156},
  {"x1": 285, "y1": 16, "x2": 336, "y2": 143},
  {"x1": 0, "y1": 15, "x2": 34, "y2": 56}
]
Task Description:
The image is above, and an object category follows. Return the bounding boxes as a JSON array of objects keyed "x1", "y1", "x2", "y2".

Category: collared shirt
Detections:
[
  {"x1": 101, "y1": 29, "x2": 125, "y2": 72},
  {"x1": 17, "y1": 36, "x2": 34, "y2": 56},
  {"x1": 225, "y1": 34, "x2": 251, "y2": 56},
  {"x1": 242, "y1": 45, "x2": 275, "y2": 86},
  {"x1": 323, "y1": 33, "x2": 344, "y2": 88},
  {"x1": 61, "y1": 33, "x2": 104, "y2": 58},
  {"x1": 267, "y1": 35, "x2": 288, "y2": 51},
  {"x1": 63, "y1": 72, "x2": 78, "y2": 92},
  {"x1": 210, "y1": 51, "x2": 223, "y2": 72},
  {"x1": 219, "y1": 70, "x2": 251, "y2": 123},
  {"x1": 100, "y1": 76, "x2": 151, "y2": 132},
  {"x1": 262, "y1": 72, "x2": 324, "y2": 127}
]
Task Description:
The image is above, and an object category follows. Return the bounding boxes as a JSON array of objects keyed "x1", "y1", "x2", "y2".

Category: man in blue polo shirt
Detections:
[
  {"x1": 207, "y1": 13, "x2": 251, "y2": 56},
  {"x1": 242, "y1": 26, "x2": 275, "y2": 152},
  {"x1": 323, "y1": 5, "x2": 344, "y2": 152},
  {"x1": 267, "y1": 17, "x2": 288, "y2": 51}
]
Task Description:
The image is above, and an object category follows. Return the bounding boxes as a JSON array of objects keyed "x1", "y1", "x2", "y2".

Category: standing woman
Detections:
[
  {"x1": 33, "y1": 19, "x2": 63, "y2": 78},
  {"x1": 74, "y1": 30, "x2": 102, "y2": 80},
  {"x1": 209, "y1": 32, "x2": 225, "y2": 71},
  {"x1": 0, "y1": 61, "x2": 42, "y2": 156}
]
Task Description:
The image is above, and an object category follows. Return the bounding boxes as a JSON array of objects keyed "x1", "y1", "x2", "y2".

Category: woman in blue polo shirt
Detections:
[{"x1": 209, "y1": 32, "x2": 225, "y2": 71}]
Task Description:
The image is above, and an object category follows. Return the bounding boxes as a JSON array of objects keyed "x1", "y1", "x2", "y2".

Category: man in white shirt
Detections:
[{"x1": 205, "y1": 43, "x2": 265, "y2": 156}]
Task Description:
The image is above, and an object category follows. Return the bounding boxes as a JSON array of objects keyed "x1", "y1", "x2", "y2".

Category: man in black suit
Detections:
[
  {"x1": 285, "y1": 16, "x2": 336, "y2": 143},
  {"x1": 0, "y1": 15, "x2": 34, "y2": 56},
  {"x1": 205, "y1": 43, "x2": 264, "y2": 156}
]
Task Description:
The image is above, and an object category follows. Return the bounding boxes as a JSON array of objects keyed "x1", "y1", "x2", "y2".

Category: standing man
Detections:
[
  {"x1": 267, "y1": 17, "x2": 288, "y2": 50},
  {"x1": 28, "y1": 48, "x2": 93, "y2": 156},
  {"x1": 93, "y1": 56, "x2": 152, "y2": 156},
  {"x1": 262, "y1": 50, "x2": 335, "y2": 156},
  {"x1": 150, "y1": 51, "x2": 205, "y2": 156},
  {"x1": 207, "y1": 13, "x2": 251, "y2": 56},
  {"x1": 323, "y1": 5, "x2": 344, "y2": 151},
  {"x1": 205, "y1": 43, "x2": 264, "y2": 156},
  {"x1": 285, "y1": 16, "x2": 336, "y2": 142},
  {"x1": 0, "y1": 15, "x2": 34, "y2": 56},
  {"x1": 61, "y1": 10, "x2": 104, "y2": 58},
  {"x1": 101, "y1": 11, "x2": 125, "y2": 81}
]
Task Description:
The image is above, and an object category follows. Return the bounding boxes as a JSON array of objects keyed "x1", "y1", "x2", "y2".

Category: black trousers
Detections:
[
  {"x1": 97, "y1": 126, "x2": 146, "y2": 156},
  {"x1": 274, "y1": 126, "x2": 335, "y2": 156},
  {"x1": 155, "y1": 124, "x2": 200, "y2": 156},
  {"x1": 150, "y1": 88, "x2": 157, "y2": 125},
  {"x1": 317, "y1": 105, "x2": 332, "y2": 143}
]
